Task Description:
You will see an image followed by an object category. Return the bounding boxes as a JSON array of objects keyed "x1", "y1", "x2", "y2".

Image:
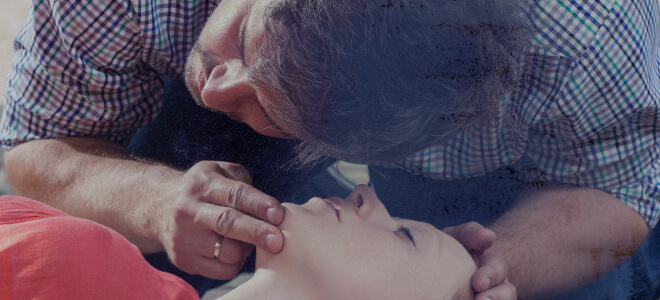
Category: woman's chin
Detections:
[
  {"x1": 255, "y1": 228, "x2": 294, "y2": 271},
  {"x1": 254, "y1": 242, "x2": 286, "y2": 270},
  {"x1": 254, "y1": 246, "x2": 270, "y2": 269}
]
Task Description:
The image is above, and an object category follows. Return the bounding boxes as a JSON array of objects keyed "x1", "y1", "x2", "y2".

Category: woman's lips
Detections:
[{"x1": 323, "y1": 197, "x2": 342, "y2": 222}]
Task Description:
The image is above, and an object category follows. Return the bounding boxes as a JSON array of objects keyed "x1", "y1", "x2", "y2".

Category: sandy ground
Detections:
[{"x1": 0, "y1": 1, "x2": 30, "y2": 195}]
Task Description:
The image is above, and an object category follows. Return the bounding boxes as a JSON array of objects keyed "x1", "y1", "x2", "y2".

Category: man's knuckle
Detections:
[
  {"x1": 216, "y1": 209, "x2": 238, "y2": 236},
  {"x1": 182, "y1": 169, "x2": 206, "y2": 190},
  {"x1": 231, "y1": 166, "x2": 252, "y2": 183},
  {"x1": 182, "y1": 178, "x2": 200, "y2": 196},
  {"x1": 227, "y1": 184, "x2": 245, "y2": 209}
]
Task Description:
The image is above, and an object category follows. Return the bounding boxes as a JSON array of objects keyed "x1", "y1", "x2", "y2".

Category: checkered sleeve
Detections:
[
  {"x1": 523, "y1": 0, "x2": 660, "y2": 228},
  {"x1": 0, "y1": 0, "x2": 166, "y2": 148},
  {"x1": 390, "y1": 0, "x2": 660, "y2": 229}
]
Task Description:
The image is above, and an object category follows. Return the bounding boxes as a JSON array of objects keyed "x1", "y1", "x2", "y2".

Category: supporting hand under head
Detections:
[{"x1": 444, "y1": 222, "x2": 516, "y2": 300}]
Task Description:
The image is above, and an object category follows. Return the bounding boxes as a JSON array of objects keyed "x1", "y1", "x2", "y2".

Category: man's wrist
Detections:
[{"x1": 139, "y1": 165, "x2": 186, "y2": 252}]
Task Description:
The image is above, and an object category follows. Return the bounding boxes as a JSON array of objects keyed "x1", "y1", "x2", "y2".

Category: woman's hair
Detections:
[{"x1": 248, "y1": 0, "x2": 531, "y2": 165}]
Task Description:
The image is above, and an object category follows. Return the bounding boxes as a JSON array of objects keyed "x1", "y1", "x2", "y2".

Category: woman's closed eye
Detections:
[{"x1": 395, "y1": 224, "x2": 416, "y2": 247}]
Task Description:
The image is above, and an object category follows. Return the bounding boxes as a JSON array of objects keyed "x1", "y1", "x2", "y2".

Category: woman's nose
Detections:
[
  {"x1": 201, "y1": 60, "x2": 255, "y2": 112},
  {"x1": 347, "y1": 184, "x2": 382, "y2": 220}
]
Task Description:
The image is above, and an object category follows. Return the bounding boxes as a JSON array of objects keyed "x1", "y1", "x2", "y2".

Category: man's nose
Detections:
[{"x1": 201, "y1": 60, "x2": 255, "y2": 112}]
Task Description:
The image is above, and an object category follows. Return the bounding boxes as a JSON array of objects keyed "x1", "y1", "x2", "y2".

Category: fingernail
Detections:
[
  {"x1": 472, "y1": 226, "x2": 482, "y2": 231},
  {"x1": 485, "y1": 298, "x2": 492, "y2": 300},
  {"x1": 267, "y1": 208, "x2": 280, "y2": 223},
  {"x1": 265, "y1": 233, "x2": 278, "y2": 250},
  {"x1": 483, "y1": 278, "x2": 491, "y2": 289}
]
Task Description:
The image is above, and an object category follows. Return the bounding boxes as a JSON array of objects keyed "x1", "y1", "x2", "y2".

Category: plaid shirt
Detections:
[
  {"x1": 391, "y1": 0, "x2": 660, "y2": 228},
  {"x1": 1, "y1": 0, "x2": 218, "y2": 146},
  {"x1": 2, "y1": 0, "x2": 660, "y2": 228}
]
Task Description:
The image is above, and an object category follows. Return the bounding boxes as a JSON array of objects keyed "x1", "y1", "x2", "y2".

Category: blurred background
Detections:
[{"x1": 0, "y1": 1, "x2": 31, "y2": 195}]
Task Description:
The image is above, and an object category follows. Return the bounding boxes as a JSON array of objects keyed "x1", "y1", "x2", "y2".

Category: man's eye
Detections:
[{"x1": 396, "y1": 224, "x2": 416, "y2": 246}]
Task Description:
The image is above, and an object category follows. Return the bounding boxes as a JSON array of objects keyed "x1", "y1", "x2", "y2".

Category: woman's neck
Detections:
[{"x1": 218, "y1": 268, "x2": 315, "y2": 300}]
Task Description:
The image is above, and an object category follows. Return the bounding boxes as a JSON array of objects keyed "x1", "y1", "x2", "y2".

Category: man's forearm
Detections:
[
  {"x1": 4, "y1": 137, "x2": 183, "y2": 253},
  {"x1": 488, "y1": 187, "x2": 649, "y2": 298}
]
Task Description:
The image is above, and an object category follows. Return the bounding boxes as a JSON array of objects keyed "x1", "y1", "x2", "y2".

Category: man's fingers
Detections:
[
  {"x1": 214, "y1": 162, "x2": 253, "y2": 185},
  {"x1": 211, "y1": 237, "x2": 254, "y2": 265},
  {"x1": 444, "y1": 221, "x2": 513, "y2": 299},
  {"x1": 187, "y1": 256, "x2": 245, "y2": 281},
  {"x1": 472, "y1": 251, "x2": 509, "y2": 292},
  {"x1": 444, "y1": 222, "x2": 496, "y2": 252},
  {"x1": 194, "y1": 233, "x2": 252, "y2": 265},
  {"x1": 474, "y1": 279, "x2": 517, "y2": 300},
  {"x1": 166, "y1": 230, "x2": 248, "y2": 268},
  {"x1": 205, "y1": 176, "x2": 284, "y2": 226},
  {"x1": 200, "y1": 203, "x2": 284, "y2": 253}
]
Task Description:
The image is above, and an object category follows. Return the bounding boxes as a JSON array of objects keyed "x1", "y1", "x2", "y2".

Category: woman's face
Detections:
[{"x1": 256, "y1": 185, "x2": 476, "y2": 300}]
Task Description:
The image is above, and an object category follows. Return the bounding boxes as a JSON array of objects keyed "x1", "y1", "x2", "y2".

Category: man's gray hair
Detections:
[{"x1": 249, "y1": 0, "x2": 531, "y2": 165}]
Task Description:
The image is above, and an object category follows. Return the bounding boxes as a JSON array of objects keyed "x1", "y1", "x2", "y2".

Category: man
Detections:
[
  {"x1": 198, "y1": 0, "x2": 659, "y2": 297},
  {"x1": 1, "y1": 0, "x2": 511, "y2": 298},
  {"x1": 2, "y1": 0, "x2": 658, "y2": 299},
  {"x1": 246, "y1": 0, "x2": 659, "y2": 298}
]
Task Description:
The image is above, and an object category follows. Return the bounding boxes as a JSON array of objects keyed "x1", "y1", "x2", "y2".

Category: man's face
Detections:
[{"x1": 184, "y1": 0, "x2": 293, "y2": 138}]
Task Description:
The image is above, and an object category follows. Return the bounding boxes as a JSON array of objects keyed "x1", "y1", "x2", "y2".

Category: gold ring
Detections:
[{"x1": 213, "y1": 241, "x2": 221, "y2": 260}]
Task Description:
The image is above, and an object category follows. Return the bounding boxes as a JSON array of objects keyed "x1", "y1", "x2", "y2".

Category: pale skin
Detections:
[
  {"x1": 222, "y1": 185, "x2": 477, "y2": 300},
  {"x1": 4, "y1": 0, "x2": 648, "y2": 298}
]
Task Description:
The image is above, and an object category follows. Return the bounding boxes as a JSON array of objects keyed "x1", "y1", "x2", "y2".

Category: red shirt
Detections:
[{"x1": 0, "y1": 196, "x2": 198, "y2": 299}]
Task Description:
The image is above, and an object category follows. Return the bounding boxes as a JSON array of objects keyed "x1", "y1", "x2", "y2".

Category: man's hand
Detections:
[
  {"x1": 6, "y1": 138, "x2": 285, "y2": 281},
  {"x1": 158, "y1": 161, "x2": 285, "y2": 280},
  {"x1": 487, "y1": 188, "x2": 649, "y2": 298},
  {"x1": 444, "y1": 222, "x2": 516, "y2": 300}
]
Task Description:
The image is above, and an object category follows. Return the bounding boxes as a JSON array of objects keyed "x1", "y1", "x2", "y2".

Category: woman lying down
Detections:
[{"x1": 0, "y1": 185, "x2": 476, "y2": 300}]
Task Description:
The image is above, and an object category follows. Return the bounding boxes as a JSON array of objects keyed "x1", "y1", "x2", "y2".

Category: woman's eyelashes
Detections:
[{"x1": 395, "y1": 224, "x2": 416, "y2": 247}]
